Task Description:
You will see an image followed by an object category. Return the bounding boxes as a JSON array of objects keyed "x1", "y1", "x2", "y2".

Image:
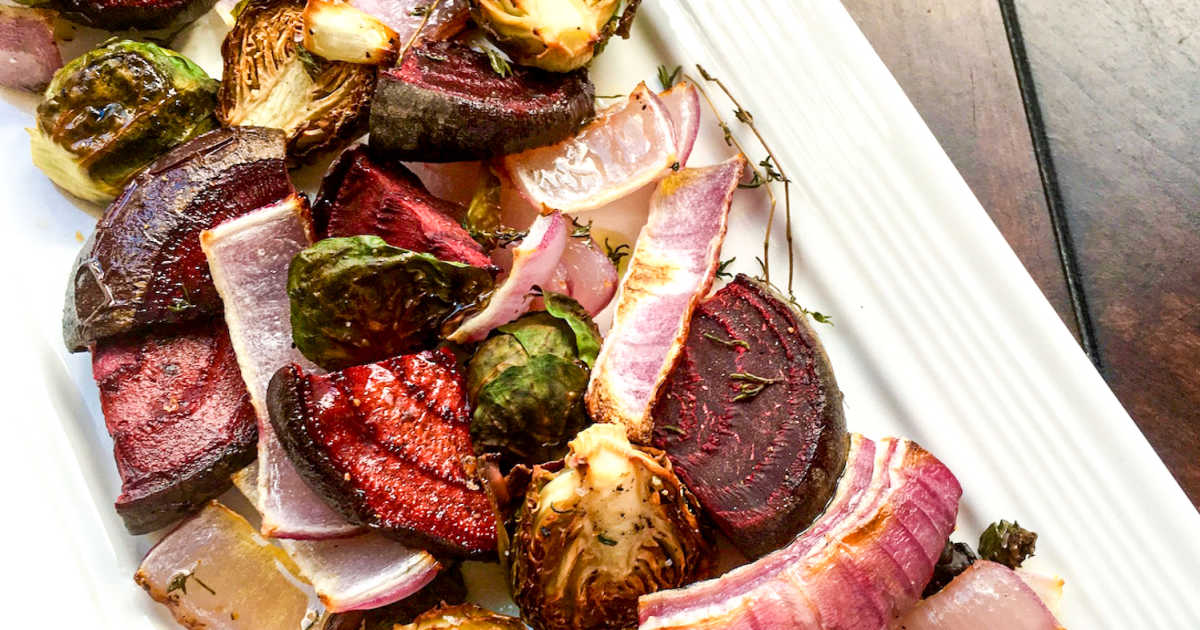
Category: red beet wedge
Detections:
[
  {"x1": 651, "y1": 275, "x2": 849, "y2": 559},
  {"x1": 267, "y1": 348, "x2": 497, "y2": 558},
  {"x1": 92, "y1": 320, "x2": 257, "y2": 534},
  {"x1": 312, "y1": 145, "x2": 492, "y2": 268}
]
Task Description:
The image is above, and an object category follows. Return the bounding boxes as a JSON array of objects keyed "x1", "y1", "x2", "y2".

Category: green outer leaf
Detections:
[
  {"x1": 288, "y1": 236, "x2": 494, "y2": 370},
  {"x1": 543, "y1": 292, "x2": 602, "y2": 369},
  {"x1": 471, "y1": 354, "x2": 591, "y2": 464},
  {"x1": 466, "y1": 335, "x2": 528, "y2": 402},
  {"x1": 497, "y1": 312, "x2": 576, "y2": 360}
]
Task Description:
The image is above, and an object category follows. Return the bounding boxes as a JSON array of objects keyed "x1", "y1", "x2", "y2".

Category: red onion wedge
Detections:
[
  {"x1": 202, "y1": 196, "x2": 361, "y2": 540},
  {"x1": 447, "y1": 211, "x2": 568, "y2": 343},
  {"x1": 0, "y1": 6, "x2": 61, "y2": 92},
  {"x1": 639, "y1": 434, "x2": 963, "y2": 630},
  {"x1": 503, "y1": 82, "x2": 678, "y2": 213},
  {"x1": 405, "y1": 160, "x2": 484, "y2": 207},
  {"x1": 233, "y1": 465, "x2": 441, "y2": 613},
  {"x1": 660, "y1": 81, "x2": 701, "y2": 167},
  {"x1": 347, "y1": 0, "x2": 467, "y2": 47},
  {"x1": 890, "y1": 561, "x2": 1065, "y2": 630},
  {"x1": 586, "y1": 156, "x2": 745, "y2": 443},
  {"x1": 135, "y1": 502, "x2": 325, "y2": 630},
  {"x1": 492, "y1": 234, "x2": 618, "y2": 317}
]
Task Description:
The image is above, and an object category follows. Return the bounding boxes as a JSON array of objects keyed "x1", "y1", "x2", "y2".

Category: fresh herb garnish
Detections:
[
  {"x1": 398, "y1": 0, "x2": 446, "y2": 61},
  {"x1": 597, "y1": 533, "x2": 618, "y2": 546},
  {"x1": 409, "y1": 4, "x2": 428, "y2": 15},
  {"x1": 659, "y1": 424, "x2": 687, "y2": 436},
  {"x1": 730, "y1": 371, "x2": 783, "y2": 402},
  {"x1": 656, "y1": 64, "x2": 681, "y2": 91},
  {"x1": 166, "y1": 567, "x2": 215, "y2": 596},
  {"x1": 786, "y1": 295, "x2": 834, "y2": 326},
  {"x1": 485, "y1": 48, "x2": 512, "y2": 78},
  {"x1": 702, "y1": 331, "x2": 748, "y2": 349},
  {"x1": 978, "y1": 520, "x2": 1037, "y2": 569},
  {"x1": 604, "y1": 238, "x2": 630, "y2": 267},
  {"x1": 716, "y1": 257, "x2": 736, "y2": 279},
  {"x1": 570, "y1": 216, "x2": 592, "y2": 238}
]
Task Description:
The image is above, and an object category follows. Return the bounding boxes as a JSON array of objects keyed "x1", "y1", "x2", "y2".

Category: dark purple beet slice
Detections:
[
  {"x1": 63, "y1": 127, "x2": 293, "y2": 352},
  {"x1": 42, "y1": 0, "x2": 214, "y2": 30},
  {"x1": 266, "y1": 348, "x2": 497, "y2": 558},
  {"x1": 369, "y1": 41, "x2": 594, "y2": 162},
  {"x1": 92, "y1": 320, "x2": 257, "y2": 534},
  {"x1": 651, "y1": 274, "x2": 849, "y2": 559},
  {"x1": 312, "y1": 145, "x2": 492, "y2": 268}
]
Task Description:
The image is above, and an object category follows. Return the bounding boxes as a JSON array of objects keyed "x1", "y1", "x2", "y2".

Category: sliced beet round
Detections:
[
  {"x1": 92, "y1": 320, "x2": 257, "y2": 534},
  {"x1": 312, "y1": 145, "x2": 492, "y2": 268},
  {"x1": 63, "y1": 127, "x2": 294, "y2": 352},
  {"x1": 651, "y1": 274, "x2": 849, "y2": 559},
  {"x1": 267, "y1": 348, "x2": 497, "y2": 558},
  {"x1": 369, "y1": 41, "x2": 594, "y2": 162}
]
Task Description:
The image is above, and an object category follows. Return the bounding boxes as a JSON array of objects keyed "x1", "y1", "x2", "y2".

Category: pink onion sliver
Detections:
[
  {"x1": 559, "y1": 237, "x2": 619, "y2": 315},
  {"x1": 449, "y1": 211, "x2": 568, "y2": 343},
  {"x1": 660, "y1": 81, "x2": 701, "y2": 167},
  {"x1": 890, "y1": 561, "x2": 1064, "y2": 630}
]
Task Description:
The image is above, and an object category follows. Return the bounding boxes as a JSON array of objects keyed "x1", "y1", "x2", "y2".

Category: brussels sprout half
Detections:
[
  {"x1": 510, "y1": 423, "x2": 713, "y2": 630},
  {"x1": 470, "y1": 0, "x2": 641, "y2": 72},
  {"x1": 31, "y1": 39, "x2": 218, "y2": 203},
  {"x1": 219, "y1": 0, "x2": 376, "y2": 164}
]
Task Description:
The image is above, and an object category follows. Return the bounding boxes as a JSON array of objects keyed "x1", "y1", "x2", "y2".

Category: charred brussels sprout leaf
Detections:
[
  {"x1": 510, "y1": 424, "x2": 713, "y2": 630},
  {"x1": 978, "y1": 520, "x2": 1038, "y2": 569},
  {"x1": 466, "y1": 292, "x2": 601, "y2": 466},
  {"x1": 31, "y1": 39, "x2": 218, "y2": 203},
  {"x1": 288, "y1": 236, "x2": 493, "y2": 370},
  {"x1": 470, "y1": 0, "x2": 640, "y2": 72},
  {"x1": 923, "y1": 540, "x2": 979, "y2": 597},
  {"x1": 397, "y1": 603, "x2": 524, "y2": 630},
  {"x1": 218, "y1": 0, "x2": 375, "y2": 164}
]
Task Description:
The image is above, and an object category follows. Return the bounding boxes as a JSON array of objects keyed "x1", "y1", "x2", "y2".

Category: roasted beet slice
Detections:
[
  {"x1": 267, "y1": 348, "x2": 497, "y2": 558},
  {"x1": 40, "y1": 0, "x2": 214, "y2": 30},
  {"x1": 369, "y1": 41, "x2": 594, "y2": 162},
  {"x1": 63, "y1": 127, "x2": 293, "y2": 352},
  {"x1": 312, "y1": 145, "x2": 492, "y2": 268},
  {"x1": 651, "y1": 274, "x2": 849, "y2": 559},
  {"x1": 93, "y1": 320, "x2": 257, "y2": 534}
]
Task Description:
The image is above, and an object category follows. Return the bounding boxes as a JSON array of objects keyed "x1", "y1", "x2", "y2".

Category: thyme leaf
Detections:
[
  {"x1": 570, "y1": 216, "x2": 593, "y2": 239},
  {"x1": 659, "y1": 424, "x2": 687, "y2": 436},
  {"x1": 702, "y1": 332, "x2": 748, "y2": 349},
  {"x1": 730, "y1": 371, "x2": 783, "y2": 402},
  {"x1": 716, "y1": 256, "x2": 736, "y2": 279},
  {"x1": 409, "y1": 4, "x2": 428, "y2": 15},
  {"x1": 597, "y1": 533, "x2": 619, "y2": 546},
  {"x1": 166, "y1": 568, "x2": 215, "y2": 596},
  {"x1": 485, "y1": 48, "x2": 512, "y2": 78},
  {"x1": 604, "y1": 238, "x2": 630, "y2": 267},
  {"x1": 787, "y1": 295, "x2": 834, "y2": 326},
  {"x1": 656, "y1": 64, "x2": 681, "y2": 91}
]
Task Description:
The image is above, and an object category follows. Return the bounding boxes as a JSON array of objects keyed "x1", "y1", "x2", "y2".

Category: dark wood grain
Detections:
[
  {"x1": 1010, "y1": 0, "x2": 1200, "y2": 506},
  {"x1": 842, "y1": 0, "x2": 1079, "y2": 340}
]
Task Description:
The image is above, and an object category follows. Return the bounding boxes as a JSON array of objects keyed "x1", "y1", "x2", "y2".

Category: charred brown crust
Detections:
[
  {"x1": 651, "y1": 274, "x2": 849, "y2": 558},
  {"x1": 369, "y1": 41, "x2": 595, "y2": 162},
  {"x1": 62, "y1": 127, "x2": 292, "y2": 352}
]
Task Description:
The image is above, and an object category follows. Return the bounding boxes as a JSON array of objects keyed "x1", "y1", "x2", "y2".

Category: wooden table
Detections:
[{"x1": 843, "y1": 0, "x2": 1200, "y2": 508}]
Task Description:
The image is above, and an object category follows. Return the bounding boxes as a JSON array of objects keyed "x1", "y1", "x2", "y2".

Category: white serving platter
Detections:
[{"x1": 2, "y1": 0, "x2": 1198, "y2": 627}]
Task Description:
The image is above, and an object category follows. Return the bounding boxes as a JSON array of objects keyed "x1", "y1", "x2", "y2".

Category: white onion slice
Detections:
[
  {"x1": 503, "y1": 83, "x2": 678, "y2": 213},
  {"x1": 660, "y1": 81, "x2": 701, "y2": 166},
  {"x1": 202, "y1": 197, "x2": 361, "y2": 540},
  {"x1": 448, "y1": 211, "x2": 568, "y2": 343}
]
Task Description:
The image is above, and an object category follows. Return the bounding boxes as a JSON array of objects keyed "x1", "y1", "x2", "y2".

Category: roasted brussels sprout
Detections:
[
  {"x1": 467, "y1": 292, "x2": 600, "y2": 467},
  {"x1": 397, "y1": 603, "x2": 524, "y2": 630},
  {"x1": 218, "y1": 0, "x2": 376, "y2": 164},
  {"x1": 510, "y1": 423, "x2": 713, "y2": 630},
  {"x1": 288, "y1": 235, "x2": 494, "y2": 370},
  {"x1": 470, "y1": 0, "x2": 641, "y2": 72},
  {"x1": 30, "y1": 39, "x2": 218, "y2": 203},
  {"x1": 978, "y1": 520, "x2": 1038, "y2": 569}
]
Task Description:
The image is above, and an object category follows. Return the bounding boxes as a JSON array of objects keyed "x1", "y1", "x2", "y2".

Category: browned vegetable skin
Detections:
[
  {"x1": 323, "y1": 564, "x2": 468, "y2": 630},
  {"x1": 62, "y1": 126, "x2": 293, "y2": 352},
  {"x1": 510, "y1": 423, "x2": 712, "y2": 630},
  {"x1": 397, "y1": 603, "x2": 524, "y2": 629},
  {"x1": 369, "y1": 41, "x2": 594, "y2": 162},
  {"x1": 218, "y1": 0, "x2": 376, "y2": 164}
]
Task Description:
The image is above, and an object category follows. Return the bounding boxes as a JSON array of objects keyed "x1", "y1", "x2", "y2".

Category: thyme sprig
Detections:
[
  {"x1": 166, "y1": 567, "x2": 215, "y2": 596},
  {"x1": 730, "y1": 371, "x2": 783, "y2": 402},
  {"x1": 657, "y1": 64, "x2": 681, "y2": 91},
  {"x1": 702, "y1": 332, "x2": 748, "y2": 349},
  {"x1": 716, "y1": 256, "x2": 736, "y2": 279},
  {"x1": 604, "y1": 238, "x2": 630, "y2": 267},
  {"x1": 689, "y1": 65, "x2": 796, "y2": 295},
  {"x1": 570, "y1": 217, "x2": 593, "y2": 238},
  {"x1": 485, "y1": 48, "x2": 513, "y2": 78}
]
